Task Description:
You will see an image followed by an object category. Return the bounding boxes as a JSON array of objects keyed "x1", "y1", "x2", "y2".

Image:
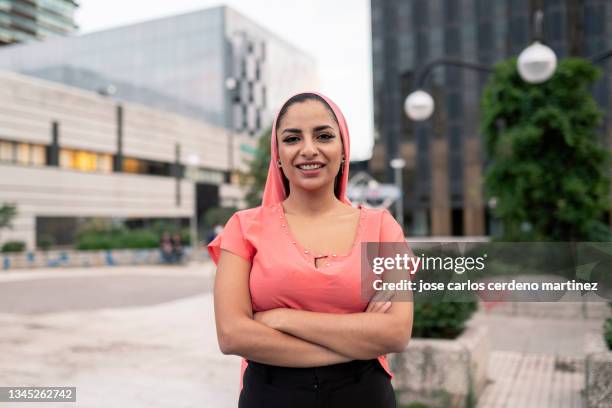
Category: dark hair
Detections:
[
  {"x1": 275, "y1": 93, "x2": 345, "y2": 198},
  {"x1": 276, "y1": 93, "x2": 339, "y2": 130}
]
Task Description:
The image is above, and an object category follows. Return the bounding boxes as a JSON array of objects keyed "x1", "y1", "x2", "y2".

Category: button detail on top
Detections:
[{"x1": 304, "y1": 250, "x2": 309, "y2": 254}]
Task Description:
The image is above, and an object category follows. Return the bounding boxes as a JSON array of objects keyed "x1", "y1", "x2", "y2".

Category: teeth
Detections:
[{"x1": 299, "y1": 164, "x2": 323, "y2": 170}]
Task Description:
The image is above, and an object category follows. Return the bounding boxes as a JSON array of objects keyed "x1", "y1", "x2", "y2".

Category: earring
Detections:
[{"x1": 277, "y1": 160, "x2": 282, "y2": 167}]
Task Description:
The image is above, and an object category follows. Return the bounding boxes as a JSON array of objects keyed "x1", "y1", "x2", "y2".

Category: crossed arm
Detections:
[{"x1": 214, "y1": 250, "x2": 413, "y2": 366}]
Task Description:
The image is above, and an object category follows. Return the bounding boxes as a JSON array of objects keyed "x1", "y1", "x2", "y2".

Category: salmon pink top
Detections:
[{"x1": 207, "y1": 202, "x2": 407, "y2": 390}]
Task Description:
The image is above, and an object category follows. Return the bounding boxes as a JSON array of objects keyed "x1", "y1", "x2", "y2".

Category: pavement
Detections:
[
  {"x1": 0, "y1": 262, "x2": 608, "y2": 407},
  {"x1": 0, "y1": 263, "x2": 242, "y2": 408}
]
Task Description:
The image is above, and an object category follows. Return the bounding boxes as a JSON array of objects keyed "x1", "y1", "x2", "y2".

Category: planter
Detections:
[
  {"x1": 1, "y1": 247, "x2": 210, "y2": 270},
  {"x1": 389, "y1": 325, "x2": 490, "y2": 408},
  {"x1": 585, "y1": 330, "x2": 612, "y2": 407}
]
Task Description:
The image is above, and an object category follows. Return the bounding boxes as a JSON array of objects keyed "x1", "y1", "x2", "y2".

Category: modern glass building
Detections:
[
  {"x1": 370, "y1": 0, "x2": 611, "y2": 237},
  {"x1": 0, "y1": 5, "x2": 317, "y2": 136},
  {"x1": 0, "y1": 0, "x2": 78, "y2": 45}
]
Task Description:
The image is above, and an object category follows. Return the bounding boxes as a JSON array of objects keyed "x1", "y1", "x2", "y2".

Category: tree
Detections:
[
  {"x1": 481, "y1": 58, "x2": 610, "y2": 241},
  {"x1": 242, "y1": 126, "x2": 272, "y2": 207},
  {"x1": 0, "y1": 203, "x2": 17, "y2": 229},
  {"x1": 0, "y1": 203, "x2": 17, "y2": 241}
]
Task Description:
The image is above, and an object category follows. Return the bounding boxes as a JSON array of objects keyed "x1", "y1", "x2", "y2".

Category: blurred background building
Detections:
[
  {"x1": 0, "y1": 0, "x2": 78, "y2": 46},
  {"x1": 370, "y1": 0, "x2": 612, "y2": 237},
  {"x1": 0, "y1": 5, "x2": 317, "y2": 135},
  {"x1": 0, "y1": 71, "x2": 255, "y2": 249},
  {"x1": 0, "y1": 5, "x2": 318, "y2": 250}
]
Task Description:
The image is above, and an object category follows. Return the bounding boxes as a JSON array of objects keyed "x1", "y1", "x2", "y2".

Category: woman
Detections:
[{"x1": 208, "y1": 92, "x2": 414, "y2": 407}]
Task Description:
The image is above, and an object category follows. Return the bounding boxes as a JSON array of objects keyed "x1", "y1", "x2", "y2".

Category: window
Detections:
[
  {"x1": 444, "y1": 0, "x2": 459, "y2": 24},
  {"x1": 31, "y1": 145, "x2": 45, "y2": 165},
  {"x1": 60, "y1": 148, "x2": 112, "y2": 173},
  {"x1": 16, "y1": 143, "x2": 30, "y2": 165},
  {"x1": 97, "y1": 154, "x2": 112, "y2": 172},
  {"x1": 0, "y1": 140, "x2": 14, "y2": 162},
  {"x1": 0, "y1": 140, "x2": 47, "y2": 166},
  {"x1": 122, "y1": 156, "x2": 172, "y2": 177},
  {"x1": 123, "y1": 158, "x2": 142, "y2": 173},
  {"x1": 447, "y1": 92, "x2": 463, "y2": 120}
]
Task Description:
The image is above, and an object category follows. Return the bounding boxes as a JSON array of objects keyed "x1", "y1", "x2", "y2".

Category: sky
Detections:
[{"x1": 76, "y1": 0, "x2": 375, "y2": 161}]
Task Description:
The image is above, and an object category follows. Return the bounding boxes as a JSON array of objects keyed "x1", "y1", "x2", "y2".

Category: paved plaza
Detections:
[{"x1": 0, "y1": 262, "x2": 607, "y2": 407}]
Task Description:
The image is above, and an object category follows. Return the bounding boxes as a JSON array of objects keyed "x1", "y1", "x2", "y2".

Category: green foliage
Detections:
[
  {"x1": 399, "y1": 403, "x2": 431, "y2": 408},
  {"x1": 605, "y1": 303, "x2": 612, "y2": 351},
  {"x1": 203, "y1": 206, "x2": 238, "y2": 227},
  {"x1": 243, "y1": 126, "x2": 272, "y2": 207},
  {"x1": 480, "y1": 58, "x2": 611, "y2": 241},
  {"x1": 1, "y1": 240, "x2": 26, "y2": 253},
  {"x1": 412, "y1": 302, "x2": 478, "y2": 339},
  {"x1": 605, "y1": 317, "x2": 612, "y2": 350},
  {"x1": 37, "y1": 234, "x2": 54, "y2": 251},
  {"x1": 75, "y1": 220, "x2": 191, "y2": 250},
  {"x1": 0, "y1": 203, "x2": 17, "y2": 230},
  {"x1": 76, "y1": 228, "x2": 159, "y2": 250}
]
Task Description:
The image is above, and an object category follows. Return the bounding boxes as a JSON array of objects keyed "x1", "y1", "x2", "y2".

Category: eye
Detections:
[
  {"x1": 318, "y1": 133, "x2": 335, "y2": 141},
  {"x1": 283, "y1": 135, "x2": 300, "y2": 143}
]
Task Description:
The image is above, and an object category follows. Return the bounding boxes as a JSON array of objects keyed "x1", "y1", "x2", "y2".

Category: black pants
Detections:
[{"x1": 238, "y1": 359, "x2": 396, "y2": 408}]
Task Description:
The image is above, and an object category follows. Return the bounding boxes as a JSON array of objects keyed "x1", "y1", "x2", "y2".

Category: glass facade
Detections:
[
  {"x1": 371, "y1": 0, "x2": 612, "y2": 236},
  {"x1": 0, "y1": 0, "x2": 77, "y2": 45}
]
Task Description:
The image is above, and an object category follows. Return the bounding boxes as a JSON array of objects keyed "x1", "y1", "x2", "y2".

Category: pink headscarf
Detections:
[{"x1": 262, "y1": 91, "x2": 352, "y2": 207}]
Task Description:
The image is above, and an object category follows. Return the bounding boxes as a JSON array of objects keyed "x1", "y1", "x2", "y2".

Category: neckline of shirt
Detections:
[{"x1": 274, "y1": 202, "x2": 366, "y2": 265}]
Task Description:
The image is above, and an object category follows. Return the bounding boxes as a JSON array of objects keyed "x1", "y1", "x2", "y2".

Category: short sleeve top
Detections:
[{"x1": 207, "y1": 203, "x2": 410, "y2": 390}]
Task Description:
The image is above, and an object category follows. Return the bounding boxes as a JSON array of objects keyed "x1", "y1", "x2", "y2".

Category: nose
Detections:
[{"x1": 300, "y1": 135, "x2": 319, "y2": 158}]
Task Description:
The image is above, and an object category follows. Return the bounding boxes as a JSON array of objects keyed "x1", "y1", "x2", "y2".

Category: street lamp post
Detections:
[
  {"x1": 390, "y1": 157, "x2": 406, "y2": 230},
  {"x1": 225, "y1": 77, "x2": 238, "y2": 175},
  {"x1": 404, "y1": 10, "x2": 559, "y2": 121},
  {"x1": 405, "y1": 14, "x2": 612, "y2": 121}
]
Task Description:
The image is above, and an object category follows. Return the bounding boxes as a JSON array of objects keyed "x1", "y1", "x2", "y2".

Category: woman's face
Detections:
[{"x1": 276, "y1": 99, "x2": 343, "y2": 195}]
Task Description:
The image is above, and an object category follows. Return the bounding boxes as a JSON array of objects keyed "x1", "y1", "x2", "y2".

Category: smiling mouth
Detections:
[{"x1": 296, "y1": 163, "x2": 325, "y2": 170}]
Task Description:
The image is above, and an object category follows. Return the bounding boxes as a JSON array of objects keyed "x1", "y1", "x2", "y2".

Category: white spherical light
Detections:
[
  {"x1": 517, "y1": 41, "x2": 557, "y2": 84},
  {"x1": 404, "y1": 90, "x2": 435, "y2": 121}
]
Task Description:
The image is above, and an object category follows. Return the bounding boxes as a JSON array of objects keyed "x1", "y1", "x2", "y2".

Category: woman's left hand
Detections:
[{"x1": 253, "y1": 308, "x2": 289, "y2": 330}]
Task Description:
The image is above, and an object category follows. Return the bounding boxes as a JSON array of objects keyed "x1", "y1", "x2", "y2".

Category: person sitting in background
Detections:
[
  {"x1": 171, "y1": 233, "x2": 184, "y2": 264},
  {"x1": 159, "y1": 231, "x2": 174, "y2": 264}
]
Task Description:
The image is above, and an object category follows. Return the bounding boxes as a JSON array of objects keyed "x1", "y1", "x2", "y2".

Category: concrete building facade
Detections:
[{"x1": 0, "y1": 71, "x2": 254, "y2": 250}]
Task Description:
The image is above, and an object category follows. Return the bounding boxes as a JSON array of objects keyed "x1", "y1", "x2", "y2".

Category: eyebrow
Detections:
[{"x1": 282, "y1": 125, "x2": 334, "y2": 134}]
